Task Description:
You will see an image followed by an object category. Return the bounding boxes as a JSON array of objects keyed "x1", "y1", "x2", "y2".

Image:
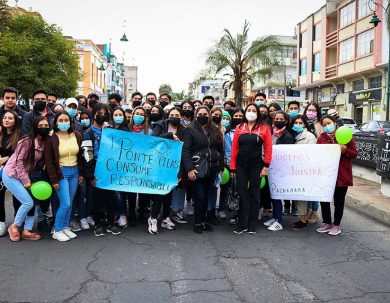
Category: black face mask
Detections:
[
  {"x1": 144, "y1": 109, "x2": 151, "y2": 117},
  {"x1": 182, "y1": 109, "x2": 193, "y2": 118},
  {"x1": 132, "y1": 101, "x2": 141, "y2": 108},
  {"x1": 260, "y1": 112, "x2": 269, "y2": 119},
  {"x1": 150, "y1": 113, "x2": 161, "y2": 122},
  {"x1": 196, "y1": 115, "x2": 209, "y2": 125},
  {"x1": 89, "y1": 100, "x2": 98, "y2": 108},
  {"x1": 126, "y1": 118, "x2": 131, "y2": 125},
  {"x1": 159, "y1": 101, "x2": 168, "y2": 109},
  {"x1": 205, "y1": 104, "x2": 213, "y2": 110},
  {"x1": 169, "y1": 117, "x2": 181, "y2": 127},
  {"x1": 226, "y1": 109, "x2": 235, "y2": 117},
  {"x1": 231, "y1": 118, "x2": 243, "y2": 128},
  {"x1": 95, "y1": 114, "x2": 108, "y2": 125},
  {"x1": 47, "y1": 103, "x2": 54, "y2": 109},
  {"x1": 212, "y1": 116, "x2": 222, "y2": 124},
  {"x1": 34, "y1": 101, "x2": 46, "y2": 112},
  {"x1": 109, "y1": 103, "x2": 118, "y2": 109},
  {"x1": 37, "y1": 127, "x2": 50, "y2": 137},
  {"x1": 274, "y1": 121, "x2": 286, "y2": 129}
]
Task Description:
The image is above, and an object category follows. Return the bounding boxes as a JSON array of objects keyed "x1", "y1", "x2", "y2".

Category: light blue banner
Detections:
[{"x1": 95, "y1": 128, "x2": 183, "y2": 194}]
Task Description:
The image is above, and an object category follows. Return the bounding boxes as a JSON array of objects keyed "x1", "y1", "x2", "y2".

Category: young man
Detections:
[
  {"x1": 108, "y1": 93, "x2": 122, "y2": 110},
  {"x1": 146, "y1": 92, "x2": 157, "y2": 105},
  {"x1": 0, "y1": 87, "x2": 26, "y2": 120},
  {"x1": 87, "y1": 93, "x2": 100, "y2": 110},
  {"x1": 287, "y1": 100, "x2": 300, "y2": 118},
  {"x1": 76, "y1": 95, "x2": 87, "y2": 108},
  {"x1": 131, "y1": 92, "x2": 143, "y2": 109},
  {"x1": 202, "y1": 95, "x2": 214, "y2": 110},
  {"x1": 47, "y1": 92, "x2": 58, "y2": 109},
  {"x1": 254, "y1": 93, "x2": 267, "y2": 106},
  {"x1": 159, "y1": 93, "x2": 172, "y2": 109}
]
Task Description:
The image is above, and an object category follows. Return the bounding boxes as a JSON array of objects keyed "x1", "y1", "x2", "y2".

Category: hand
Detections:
[
  {"x1": 53, "y1": 183, "x2": 59, "y2": 190},
  {"x1": 0, "y1": 156, "x2": 8, "y2": 166},
  {"x1": 24, "y1": 182, "x2": 31, "y2": 189},
  {"x1": 90, "y1": 178, "x2": 97, "y2": 187},
  {"x1": 103, "y1": 122, "x2": 110, "y2": 128},
  {"x1": 78, "y1": 176, "x2": 84, "y2": 185},
  {"x1": 188, "y1": 169, "x2": 197, "y2": 181},
  {"x1": 340, "y1": 144, "x2": 347, "y2": 154},
  {"x1": 261, "y1": 168, "x2": 268, "y2": 177},
  {"x1": 173, "y1": 134, "x2": 180, "y2": 141}
]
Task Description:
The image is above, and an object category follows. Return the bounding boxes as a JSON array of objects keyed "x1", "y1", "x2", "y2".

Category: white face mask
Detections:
[{"x1": 245, "y1": 111, "x2": 257, "y2": 122}]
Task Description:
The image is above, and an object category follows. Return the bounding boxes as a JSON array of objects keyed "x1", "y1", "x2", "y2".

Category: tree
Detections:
[
  {"x1": 0, "y1": 0, "x2": 11, "y2": 33},
  {"x1": 0, "y1": 13, "x2": 80, "y2": 103},
  {"x1": 159, "y1": 83, "x2": 173, "y2": 95},
  {"x1": 206, "y1": 20, "x2": 280, "y2": 106}
]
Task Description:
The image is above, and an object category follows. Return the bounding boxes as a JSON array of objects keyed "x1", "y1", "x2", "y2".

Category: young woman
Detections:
[
  {"x1": 45, "y1": 111, "x2": 84, "y2": 242},
  {"x1": 221, "y1": 110, "x2": 231, "y2": 130},
  {"x1": 124, "y1": 109, "x2": 133, "y2": 126},
  {"x1": 317, "y1": 115, "x2": 357, "y2": 236},
  {"x1": 150, "y1": 105, "x2": 164, "y2": 125},
  {"x1": 53, "y1": 104, "x2": 64, "y2": 113},
  {"x1": 111, "y1": 107, "x2": 129, "y2": 131},
  {"x1": 182, "y1": 106, "x2": 224, "y2": 234},
  {"x1": 181, "y1": 101, "x2": 194, "y2": 126},
  {"x1": 0, "y1": 111, "x2": 21, "y2": 237},
  {"x1": 193, "y1": 100, "x2": 203, "y2": 110},
  {"x1": 303, "y1": 102, "x2": 323, "y2": 138},
  {"x1": 230, "y1": 104, "x2": 272, "y2": 234},
  {"x1": 290, "y1": 115, "x2": 317, "y2": 231},
  {"x1": 268, "y1": 103, "x2": 282, "y2": 121},
  {"x1": 3, "y1": 116, "x2": 50, "y2": 241},
  {"x1": 142, "y1": 101, "x2": 153, "y2": 118},
  {"x1": 263, "y1": 110, "x2": 295, "y2": 232}
]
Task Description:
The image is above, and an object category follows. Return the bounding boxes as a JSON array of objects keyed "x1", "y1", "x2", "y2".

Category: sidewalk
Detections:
[{"x1": 346, "y1": 177, "x2": 390, "y2": 226}]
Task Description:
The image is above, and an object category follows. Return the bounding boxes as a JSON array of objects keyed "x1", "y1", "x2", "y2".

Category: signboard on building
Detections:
[
  {"x1": 353, "y1": 135, "x2": 378, "y2": 168},
  {"x1": 349, "y1": 89, "x2": 382, "y2": 103}
]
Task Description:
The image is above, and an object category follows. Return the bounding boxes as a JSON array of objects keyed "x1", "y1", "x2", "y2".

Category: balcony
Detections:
[
  {"x1": 326, "y1": 31, "x2": 338, "y2": 48},
  {"x1": 325, "y1": 64, "x2": 337, "y2": 79}
]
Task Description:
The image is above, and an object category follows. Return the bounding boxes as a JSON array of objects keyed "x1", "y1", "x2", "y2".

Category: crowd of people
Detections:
[{"x1": 0, "y1": 87, "x2": 357, "y2": 242}]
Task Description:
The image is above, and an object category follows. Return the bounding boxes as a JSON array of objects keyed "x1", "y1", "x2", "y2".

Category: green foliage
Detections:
[
  {"x1": 159, "y1": 83, "x2": 173, "y2": 95},
  {"x1": 0, "y1": 13, "x2": 80, "y2": 101},
  {"x1": 0, "y1": 0, "x2": 11, "y2": 32}
]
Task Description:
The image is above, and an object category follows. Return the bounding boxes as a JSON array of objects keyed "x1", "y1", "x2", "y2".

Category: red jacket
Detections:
[
  {"x1": 317, "y1": 133, "x2": 358, "y2": 187},
  {"x1": 230, "y1": 122, "x2": 272, "y2": 171}
]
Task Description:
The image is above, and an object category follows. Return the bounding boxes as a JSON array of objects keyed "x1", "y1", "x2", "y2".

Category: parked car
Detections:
[
  {"x1": 341, "y1": 118, "x2": 358, "y2": 129},
  {"x1": 354, "y1": 121, "x2": 390, "y2": 136}
]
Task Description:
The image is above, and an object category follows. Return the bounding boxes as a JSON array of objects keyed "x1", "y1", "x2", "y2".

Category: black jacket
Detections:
[
  {"x1": 21, "y1": 107, "x2": 54, "y2": 135},
  {"x1": 182, "y1": 123, "x2": 224, "y2": 173},
  {"x1": 276, "y1": 129, "x2": 295, "y2": 145},
  {"x1": 152, "y1": 120, "x2": 185, "y2": 140},
  {"x1": 0, "y1": 105, "x2": 26, "y2": 121}
]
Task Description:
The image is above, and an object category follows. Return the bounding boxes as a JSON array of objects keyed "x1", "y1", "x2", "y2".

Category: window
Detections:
[
  {"x1": 300, "y1": 59, "x2": 307, "y2": 75},
  {"x1": 337, "y1": 83, "x2": 345, "y2": 93},
  {"x1": 313, "y1": 53, "x2": 320, "y2": 72},
  {"x1": 357, "y1": 29, "x2": 374, "y2": 57},
  {"x1": 313, "y1": 23, "x2": 322, "y2": 41},
  {"x1": 352, "y1": 79, "x2": 365, "y2": 91},
  {"x1": 339, "y1": 38, "x2": 354, "y2": 63},
  {"x1": 269, "y1": 89, "x2": 276, "y2": 96},
  {"x1": 369, "y1": 75, "x2": 382, "y2": 88},
  {"x1": 340, "y1": 2, "x2": 355, "y2": 28},
  {"x1": 278, "y1": 89, "x2": 285, "y2": 96},
  {"x1": 300, "y1": 31, "x2": 307, "y2": 48},
  {"x1": 358, "y1": 0, "x2": 370, "y2": 19}
]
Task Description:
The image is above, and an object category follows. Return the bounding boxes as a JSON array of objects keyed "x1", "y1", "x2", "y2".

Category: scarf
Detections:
[
  {"x1": 272, "y1": 126, "x2": 286, "y2": 138},
  {"x1": 132, "y1": 125, "x2": 143, "y2": 132}
]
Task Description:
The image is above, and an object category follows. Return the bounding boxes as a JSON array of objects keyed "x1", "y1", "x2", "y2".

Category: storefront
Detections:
[{"x1": 349, "y1": 88, "x2": 382, "y2": 125}]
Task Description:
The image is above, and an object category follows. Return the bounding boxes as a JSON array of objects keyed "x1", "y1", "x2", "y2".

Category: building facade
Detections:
[{"x1": 123, "y1": 66, "x2": 138, "y2": 103}]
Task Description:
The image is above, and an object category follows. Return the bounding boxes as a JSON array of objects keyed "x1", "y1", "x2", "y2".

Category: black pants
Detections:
[
  {"x1": 320, "y1": 186, "x2": 348, "y2": 226},
  {"x1": 93, "y1": 187, "x2": 115, "y2": 227},
  {"x1": 151, "y1": 193, "x2": 172, "y2": 219},
  {"x1": 236, "y1": 164, "x2": 261, "y2": 229},
  {"x1": 127, "y1": 193, "x2": 151, "y2": 216},
  {"x1": 260, "y1": 176, "x2": 271, "y2": 210},
  {"x1": 0, "y1": 186, "x2": 20, "y2": 222}
]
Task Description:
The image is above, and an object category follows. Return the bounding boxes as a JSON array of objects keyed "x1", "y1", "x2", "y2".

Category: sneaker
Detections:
[
  {"x1": 328, "y1": 225, "x2": 341, "y2": 236},
  {"x1": 218, "y1": 211, "x2": 227, "y2": 219},
  {"x1": 0, "y1": 222, "x2": 7, "y2": 237},
  {"x1": 292, "y1": 220, "x2": 308, "y2": 231},
  {"x1": 268, "y1": 221, "x2": 283, "y2": 231},
  {"x1": 263, "y1": 218, "x2": 276, "y2": 227},
  {"x1": 308, "y1": 211, "x2": 320, "y2": 224},
  {"x1": 161, "y1": 217, "x2": 176, "y2": 230},
  {"x1": 193, "y1": 225, "x2": 203, "y2": 234},
  {"x1": 52, "y1": 230, "x2": 70, "y2": 242},
  {"x1": 148, "y1": 217, "x2": 158, "y2": 234},
  {"x1": 291, "y1": 208, "x2": 299, "y2": 216},
  {"x1": 172, "y1": 211, "x2": 188, "y2": 224},
  {"x1": 183, "y1": 203, "x2": 194, "y2": 216},
  {"x1": 94, "y1": 227, "x2": 106, "y2": 237},
  {"x1": 229, "y1": 216, "x2": 239, "y2": 225},
  {"x1": 202, "y1": 223, "x2": 213, "y2": 232},
  {"x1": 233, "y1": 226, "x2": 248, "y2": 234},
  {"x1": 86, "y1": 216, "x2": 95, "y2": 228},
  {"x1": 247, "y1": 227, "x2": 256, "y2": 235},
  {"x1": 80, "y1": 218, "x2": 90, "y2": 230},
  {"x1": 316, "y1": 224, "x2": 333, "y2": 233},
  {"x1": 107, "y1": 225, "x2": 121, "y2": 235},
  {"x1": 63, "y1": 227, "x2": 77, "y2": 239},
  {"x1": 70, "y1": 221, "x2": 82, "y2": 232},
  {"x1": 118, "y1": 215, "x2": 128, "y2": 228}
]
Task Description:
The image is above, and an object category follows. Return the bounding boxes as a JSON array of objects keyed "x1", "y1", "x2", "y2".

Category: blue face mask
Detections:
[
  {"x1": 255, "y1": 101, "x2": 265, "y2": 106},
  {"x1": 221, "y1": 119, "x2": 230, "y2": 128},
  {"x1": 58, "y1": 122, "x2": 70, "y2": 132},
  {"x1": 81, "y1": 119, "x2": 90, "y2": 127},
  {"x1": 289, "y1": 109, "x2": 299, "y2": 117},
  {"x1": 292, "y1": 124, "x2": 304, "y2": 133},
  {"x1": 66, "y1": 108, "x2": 77, "y2": 118},
  {"x1": 324, "y1": 124, "x2": 335, "y2": 134},
  {"x1": 133, "y1": 114, "x2": 145, "y2": 125},
  {"x1": 114, "y1": 116, "x2": 124, "y2": 125}
]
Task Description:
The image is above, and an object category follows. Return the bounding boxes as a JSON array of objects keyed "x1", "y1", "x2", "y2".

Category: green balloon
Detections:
[
  {"x1": 31, "y1": 181, "x2": 52, "y2": 200},
  {"x1": 260, "y1": 176, "x2": 266, "y2": 189},
  {"x1": 335, "y1": 126, "x2": 353, "y2": 145},
  {"x1": 221, "y1": 168, "x2": 230, "y2": 185}
]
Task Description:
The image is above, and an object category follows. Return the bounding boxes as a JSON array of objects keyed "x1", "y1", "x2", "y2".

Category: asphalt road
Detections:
[{"x1": 1, "y1": 205, "x2": 390, "y2": 303}]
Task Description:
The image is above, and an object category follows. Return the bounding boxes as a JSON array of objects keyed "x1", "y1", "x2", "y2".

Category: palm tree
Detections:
[
  {"x1": 158, "y1": 83, "x2": 173, "y2": 95},
  {"x1": 206, "y1": 20, "x2": 280, "y2": 106}
]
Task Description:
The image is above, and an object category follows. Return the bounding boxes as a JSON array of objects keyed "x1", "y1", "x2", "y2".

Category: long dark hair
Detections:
[
  {"x1": 291, "y1": 114, "x2": 310, "y2": 130},
  {"x1": 193, "y1": 106, "x2": 222, "y2": 145},
  {"x1": 303, "y1": 102, "x2": 322, "y2": 120},
  {"x1": 111, "y1": 106, "x2": 127, "y2": 128},
  {"x1": 53, "y1": 111, "x2": 74, "y2": 134},
  {"x1": 0, "y1": 110, "x2": 21, "y2": 152},
  {"x1": 242, "y1": 103, "x2": 267, "y2": 125},
  {"x1": 129, "y1": 106, "x2": 149, "y2": 134}
]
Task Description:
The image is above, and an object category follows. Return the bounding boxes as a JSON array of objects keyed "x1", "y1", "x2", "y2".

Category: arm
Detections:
[
  {"x1": 342, "y1": 138, "x2": 358, "y2": 159},
  {"x1": 14, "y1": 139, "x2": 32, "y2": 186},
  {"x1": 181, "y1": 129, "x2": 195, "y2": 172},
  {"x1": 44, "y1": 136, "x2": 60, "y2": 185},
  {"x1": 20, "y1": 113, "x2": 32, "y2": 136},
  {"x1": 262, "y1": 126, "x2": 272, "y2": 167},
  {"x1": 224, "y1": 132, "x2": 232, "y2": 167}
]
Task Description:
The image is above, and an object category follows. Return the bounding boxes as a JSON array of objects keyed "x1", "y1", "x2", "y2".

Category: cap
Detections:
[
  {"x1": 88, "y1": 93, "x2": 99, "y2": 100},
  {"x1": 65, "y1": 97, "x2": 78, "y2": 107},
  {"x1": 327, "y1": 109, "x2": 338, "y2": 116}
]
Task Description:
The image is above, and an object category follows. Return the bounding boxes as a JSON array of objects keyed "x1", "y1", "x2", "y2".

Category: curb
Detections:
[{"x1": 345, "y1": 194, "x2": 390, "y2": 227}]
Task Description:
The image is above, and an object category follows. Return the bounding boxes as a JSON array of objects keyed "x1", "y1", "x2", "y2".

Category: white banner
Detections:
[{"x1": 268, "y1": 145, "x2": 341, "y2": 202}]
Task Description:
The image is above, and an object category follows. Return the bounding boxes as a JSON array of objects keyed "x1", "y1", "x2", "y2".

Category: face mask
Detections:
[
  {"x1": 47, "y1": 103, "x2": 54, "y2": 109},
  {"x1": 109, "y1": 103, "x2": 118, "y2": 110},
  {"x1": 88, "y1": 100, "x2": 98, "y2": 108},
  {"x1": 37, "y1": 127, "x2": 50, "y2": 137},
  {"x1": 232, "y1": 118, "x2": 243, "y2": 128},
  {"x1": 34, "y1": 101, "x2": 46, "y2": 111},
  {"x1": 133, "y1": 114, "x2": 145, "y2": 125},
  {"x1": 159, "y1": 101, "x2": 168, "y2": 109},
  {"x1": 150, "y1": 113, "x2": 160, "y2": 122},
  {"x1": 66, "y1": 108, "x2": 77, "y2": 118},
  {"x1": 196, "y1": 115, "x2": 209, "y2": 125},
  {"x1": 292, "y1": 124, "x2": 304, "y2": 133},
  {"x1": 113, "y1": 116, "x2": 124, "y2": 125},
  {"x1": 222, "y1": 119, "x2": 230, "y2": 128},
  {"x1": 169, "y1": 117, "x2": 181, "y2": 127},
  {"x1": 226, "y1": 109, "x2": 234, "y2": 117},
  {"x1": 245, "y1": 112, "x2": 257, "y2": 122},
  {"x1": 324, "y1": 124, "x2": 335, "y2": 134},
  {"x1": 205, "y1": 104, "x2": 213, "y2": 110},
  {"x1": 57, "y1": 122, "x2": 70, "y2": 132},
  {"x1": 81, "y1": 119, "x2": 90, "y2": 128},
  {"x1": 255, "y1": 101, "x2": 265, "y2": 106},
  {"x1": 212, "y1": 116, "x2": 222, "y2": 124},
  {"x1": 182, "y1": 110, "x2": 193, "y2": 118},
  {"x1": 95, "y1": 114, "x2": 108, "y2": 125},
  {"x1": 132, "y1": 101, "x2": 141, "y2": 108},
  {"x1": 126, "y1": 118, "x2": 131, "y2": 124},
  {"x1": 306, "y1": 111, "x2": 317, "y2": 120},
  {"x1": 289, "y1": 109, "x2": 299, "y2": 117},
  {"x1": 260, "y1": 112, "x2": 268, "y2": 119},
  {"x1": 144, "y1": 109, "x2": 151, "y2": 116},
  {"x1": 274, "y1": 121, "x2": 286, "y2": 129}
]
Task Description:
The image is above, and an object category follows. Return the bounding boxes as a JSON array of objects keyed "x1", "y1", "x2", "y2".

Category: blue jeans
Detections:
[
  {"x1": 308, "y1": 201, "x2": 319, "y2": 212},
  {"x1": 55, "y1": 166, "x2": 79, "y2": 232},
  {"x1": 272, "y1": 199, "x2": 283, "y2": 223},
  {"x1": 73, "y1": 181, "x2": 93, "y2": 220},
  {"x1": 3, "y1": 173, "x2": 35, "y2": 230},
  {"x1": 171, "y1": 187, "x2": 186, "y2": 213}
]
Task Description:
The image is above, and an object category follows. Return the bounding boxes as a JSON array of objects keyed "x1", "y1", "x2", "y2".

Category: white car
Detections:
[{"x1": 341, "y1": 118, "x2": 358, "y2": 130}]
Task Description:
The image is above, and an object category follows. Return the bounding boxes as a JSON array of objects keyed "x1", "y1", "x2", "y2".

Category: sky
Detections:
[{"x1": 14, "y1": 0, "x2": 325, "y2": 94}]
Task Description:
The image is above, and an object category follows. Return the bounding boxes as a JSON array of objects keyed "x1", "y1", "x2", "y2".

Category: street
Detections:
[{"x1": 0, "y1": 206, "x2": 390, "y2": 303}]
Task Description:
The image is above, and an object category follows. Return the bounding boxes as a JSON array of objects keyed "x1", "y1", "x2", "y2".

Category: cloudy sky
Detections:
[{"x1": 15, "y1": 0, "x2": 325, "y2": 94}]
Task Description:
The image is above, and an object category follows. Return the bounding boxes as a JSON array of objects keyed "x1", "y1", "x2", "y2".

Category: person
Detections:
[
  {"x1": 124, "y1": 109, "x2": 132, "y2": 125},
  {"x1": 87, "y1": 93, "x2": 99, "y2": 110},
  {"x1": 45, "y1": 111, "x2": 84, "y2": 242},
  {"x1": 290, "y1": 115, "x2": 317, "y2": 231},
  {"x1": 182, "y1": 106, "x2": 224, "y2": 234},
  {"x1": 150, "y1": 105, "x2": 164, "y2": 125},
  {"x1": 268, "y1": 102, "x2": 281, "y2": 121},
  {"x1": 302, "y1": 102, "x2": 323, "y2": 138},
  {"x1": 47, "y1": 92, "x2": 58, "y2": 109},
  {"x1": 146, "y1": 92, "x2": 157, "y2": 105},
  {"x1": 75, "y1": 95, "x2": 87, "y2": 108},
  {"x1": 0, "y1": 111, "x2": 21, "y2": 237},
  {"x1": 258, "y1": 104, "x2": 272, "y2": 127},
  {"x1": 202, "y1": 95, "x2": 214, "y2": 110},
  {"x1": 223, "y1": 101, "x2": 236, "y2": 118},
  {"x1": 3, "y1": 116, "x2": 50, "y2": 241},
  {"x1": 53, "y1": 104, "x2": 64, "y2": 113},
  {"x1": 111, "y1": 107, "x2": 128, "y2": 131},
  {"x1": 64, "y1": 98, "x2": 83, "y2": 133},
  {"x1": 193, "y1": 100, "x2": 203, "y2": 109},
  {"x1": 317, "y1": 115, "x2": 357, "y2": 236},
  {"x1": 221, "y1": 110, "x2": 231, "y2": 130},
  {"x1": 230, "y1": 104, "x2": 272, "y2": 234},
  {"x1": 254, "y1": 92, "x2": 267, "y2": 106},
  {"x1": 148, "y1": 107, "x2": 185, "y2": 234},
  {"x1": 130, "y1": 92, "x2": 142, "y2": 109},
  {"x1": 263, "y1": 110, "x2": 295, "y2": 231},
  {"x1": 21, "y1": 89, "x2": 54, "y2": 135},
  {"x1": 287, "y1": 100, "x2": 300, "y2": 119},
  {"x1": 142, "y1": 101, "x2": 153, "y2": 117},
  {"x1": 181, "y1": 101, "x2": 194, "y2": 126},
  {"x1": 327, "y1": 109, "x2": 344, "y2": 127},
  {"x1": 108, "y1": 93, "x2": 122, "y2": 111},
  {"x1": 158, "y1": 93, "x2": 172, "y2": 109},
  {"x1": 0, "y1": 87, "x2": 26, "y2": 121}
]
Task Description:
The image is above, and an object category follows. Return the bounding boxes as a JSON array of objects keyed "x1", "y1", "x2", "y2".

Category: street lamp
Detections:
[
  {"x1": 120, "y1": 33, "x2": 128, "y2": 42},
  {"x1": 98, "y1": 62, "x2": 105, "y2": 71}
]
